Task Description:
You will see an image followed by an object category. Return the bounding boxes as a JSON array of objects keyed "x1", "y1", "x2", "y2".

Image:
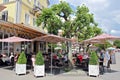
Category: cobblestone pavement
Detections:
[{"x1": 0, "y1": 52, "x2": 120, "y2": 80}]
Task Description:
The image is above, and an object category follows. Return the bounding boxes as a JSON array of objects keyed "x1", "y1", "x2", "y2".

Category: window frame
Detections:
[
  {"x1": 25, "y1": 13, "x2": 30, "y2": 25},
  {"x1": 33, "y1": 18, "x2": 37, "y2": 27}
]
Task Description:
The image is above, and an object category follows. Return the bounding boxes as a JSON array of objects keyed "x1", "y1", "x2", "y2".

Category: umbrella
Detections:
[
  {"x1": 107, "y1": 47, "x2": 116, "y2": 50},
  {"x1": 0, "y1": 5, "x2": 6, "y2": 11},
  {"x1": 33, "y1": 34, "x2": 71, "y2": 43},
  {"x1": 33, "y1": 34, "x2": 71, "y2": 74},
  {"x1": 91, "y1": 33, "x2": 120, "y2": 40},
  {"x1": 83, "y1": 39, "x2": 103, "y2": 44},
  {"x1": 83, "y1": 33, "x2": 120, "y2": 44},
  {"x1": 54, "y1": 46, "x2": 62, "y2": 50},
  {"x1": 2, "y1": 36, "x2": 32, "y2": 42},
  {"x1": 1, "y1": 36, "x2": 32, "y2": 56}
]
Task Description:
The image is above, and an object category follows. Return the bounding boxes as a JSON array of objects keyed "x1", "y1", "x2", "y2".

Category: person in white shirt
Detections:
[
  {"x1": 9, "y1": 52, "x2": 14, "y2": 66},
  {"x1": 104, "y1": 50, "x2": 111, "y2": 68}
]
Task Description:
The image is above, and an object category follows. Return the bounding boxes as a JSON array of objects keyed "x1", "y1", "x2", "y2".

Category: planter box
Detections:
[
  {"x1": 15, "y1": 64, "x2": 26, "y2": 75},
  {"x1": 34, "y1": 65, "x2": 45, "y2": 77},
  {"x1": 89, "y1": 65, "x2": 99, "y2": 76}
]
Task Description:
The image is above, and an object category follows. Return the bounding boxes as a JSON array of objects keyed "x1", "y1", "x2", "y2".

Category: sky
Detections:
[{"x1": 49, "y1": 0, "x2": 120, "y2": 36}]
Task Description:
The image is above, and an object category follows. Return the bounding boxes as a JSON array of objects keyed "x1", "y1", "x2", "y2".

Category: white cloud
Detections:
[
  {"x1": 110, "y1": 30, "x2": 120, "y2": 36},
  {"x1": 57, "y1": 0, "x2": 120, "y2": 36},
  {"x1": 88, "y1": 0, "x2": 108, "y2": 3},
  {"x1": 114, "y1": 15, "x2": 120, "y2": 24},
  {"x1": 112, "y1": 10, "x2": 120, "y2": 24},
  {"x1": 63, "y1": 0, "x2": 110, "y2": 12},
  {"x1": 111, "y1": 30, "x2": 116, "y2": 33},
  {"x1": 64, "y1": 0, "x2": 109, "y2": 5},
  {"x1": 63, "y1": 0, "x2": 110, "y2": 29}
]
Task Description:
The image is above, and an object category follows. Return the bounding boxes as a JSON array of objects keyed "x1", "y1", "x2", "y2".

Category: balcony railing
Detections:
[
  {"x1": 29, "y1": 5, "x2": 42, "y2": 16},
  {"x1": 33, "y1": 5, "x2": 42, "y2": 11}
]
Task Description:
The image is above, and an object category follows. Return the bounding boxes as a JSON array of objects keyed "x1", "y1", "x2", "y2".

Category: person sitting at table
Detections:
[
  {"x1": 1, "y1": 53, "x2": 11, "y2": 66},
  {"x1": 0, "y1": 54, "x2": 4, "y2": 66},
  {"x1": 52, "y1": 54, "x2": 58, "y2": 66},
  {"x1": 14, "y1": 53, "x2": 19, "y2": 64},
  {"x1": 76, "y1": 53, "x2": 83, "y2": 65},
  {"x1": 9, "y1": 52, "x2": 14, "y2": 67}
]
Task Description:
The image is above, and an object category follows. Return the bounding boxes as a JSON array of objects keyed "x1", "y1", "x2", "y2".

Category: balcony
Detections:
[
  {"x1": 0, "y1": 16, "x2": 14, "y2": 22},
  {"x1": 33, "y1": 5, "x2": 42, "y2": 11},
  {"x1": 29, "y1": 5, "x2": 42, "y2": 16}
]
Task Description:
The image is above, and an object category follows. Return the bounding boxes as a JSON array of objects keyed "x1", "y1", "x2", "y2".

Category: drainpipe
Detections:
[{"x1": 15, "y1": 0, "x2": 21, "y2": 23}]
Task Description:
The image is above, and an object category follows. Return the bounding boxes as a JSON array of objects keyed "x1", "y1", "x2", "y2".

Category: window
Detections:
[
  {"x1": 27, "y1": 0, "x2": 31, "y2": 3},
  {"x1": 25, "y1": 13, "x2": 30, "y2": 25},
  {"x1": 3, "y1": 0, "x2": 9, "y2": 3},
  {"x1": 2, "y1": 11, "x2": 8, "y2": 21},
  {"x1": 34, "y1": 0, "x2": 37, "y2": 6},
  {"x1": 33, "y1": 18, "x2": 37, "y2": 27},
  {"x1": 39, "y1": 42, "x2": 46, "y2": 52},
  {"x1": 37, "y1": 1, "x2": 40, "y2": 8}
]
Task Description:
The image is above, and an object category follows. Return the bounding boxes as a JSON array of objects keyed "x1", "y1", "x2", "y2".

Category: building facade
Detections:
[
  {"x1": 0, "y1": 0, "x2": 49, "y2": 28},
  {"x1": 0, "y1": 0, "x2": 49, "y2": 55}
]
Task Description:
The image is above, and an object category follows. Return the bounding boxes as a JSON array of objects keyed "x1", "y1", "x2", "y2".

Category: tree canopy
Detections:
[
  {"x1": 36, "y1": 1, "x2": 102, "y2": 41},
  {"x1": 114, "y1": 40, "x2": 120, "y2": 48}
]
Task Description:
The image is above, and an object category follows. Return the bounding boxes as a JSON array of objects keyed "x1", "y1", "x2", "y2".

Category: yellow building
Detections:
[
  {"x1": 0, "y1": 0, "x2": 49, "y2": 30},
  {"x1": 0, "y1": 0, "x2": 49, "y2": 54}
]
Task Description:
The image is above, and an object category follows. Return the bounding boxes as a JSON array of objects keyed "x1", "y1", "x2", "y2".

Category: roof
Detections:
[
  {"x1": 0, "y1": 5, "x2": 6, "y2": 12},
  {"x1": 0, "y1": 20, "x2": 47, "y2": 39}
]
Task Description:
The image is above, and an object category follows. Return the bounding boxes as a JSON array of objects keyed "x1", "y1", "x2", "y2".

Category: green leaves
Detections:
[
  {"x1": 35, "y1": 51, "x2": 44, "y2": 65},
  {"x1": 17, "y1": 52, "x2": 27, "y2": 64},
  {"x1": 89, "y1": 51, "x2": 99, "y2": 65},
  {"x1": 72, "y1": 5, "x2": 102, "y2": 41},
  {"x1": 52, "y1": 1, "x2": 73, "y2": 19},
  {"x1": 114, "y1": 40, "x2": 120, "y2": 48},
  {"x1": 36, "y1": 7, "x2": 62, "y2": 34},
  {"x1": 36, "y1": 1, "x2": 102, "y2": 41}
]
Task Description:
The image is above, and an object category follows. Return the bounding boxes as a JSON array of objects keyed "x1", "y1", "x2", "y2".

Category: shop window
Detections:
[{"x1": 39, "y1": 42, "x2": 46, "y2": 52}]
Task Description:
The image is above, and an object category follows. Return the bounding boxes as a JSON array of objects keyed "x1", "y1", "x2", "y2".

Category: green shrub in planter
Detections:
[
  {"x1": 35, "y1": 51, "x2": 44, "y2": 65},
  {"x1": 89, "y1": 51, "x2": 98, "y2": 65},
  {"x1": 17, "y1": 52, "x2": 27, "y2": 64}
]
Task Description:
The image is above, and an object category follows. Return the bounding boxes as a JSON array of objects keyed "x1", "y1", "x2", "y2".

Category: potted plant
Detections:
[
  {"x1": 34, "y1": 51, "x2": 45, "y2": 77},
  {"x1": 15, "y1": 52, "x2": 27, "y2": 75},
  {"x1": 89, "y1": 51, "x2": 99, "y2": 76}
]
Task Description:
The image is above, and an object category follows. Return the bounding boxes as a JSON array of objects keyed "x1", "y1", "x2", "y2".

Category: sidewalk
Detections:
[
  {"x1": 100, "y1": 52, "x2": 120, "y2": 80},
  {"x1": 0, "y1": 52, "x2": 120, "y2": 80},
  {"x1": 0, "y1": 66, "x2": 102, "y2": 80}
]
